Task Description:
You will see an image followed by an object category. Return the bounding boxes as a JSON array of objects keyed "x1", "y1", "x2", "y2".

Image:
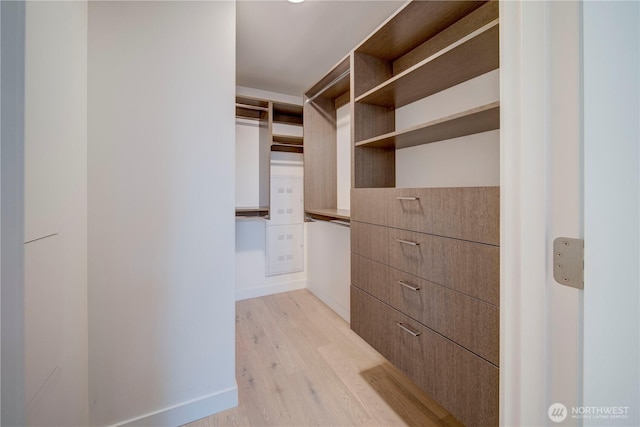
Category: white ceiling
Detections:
[{"x1": 236, "y1": 0, "x2": 403, "y2": 97}]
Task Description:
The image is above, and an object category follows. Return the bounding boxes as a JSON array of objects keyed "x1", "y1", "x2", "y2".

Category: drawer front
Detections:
[
  {"x1": 351, "y1": 286, "x2": 499, "y2": 427},
  {"x1": 352, "y1": 221, "x2": 499, "y2": 305},
  {"x1": 352, "y1": 253, "x2": 499, "y2": 365},
  {"x1": 351, "y1": 187, "x2": 500, "y2": 245}
]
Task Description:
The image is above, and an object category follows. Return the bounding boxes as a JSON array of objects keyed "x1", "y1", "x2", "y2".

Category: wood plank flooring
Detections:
[{"x1": 186, "y1": 289, "x2": 463, "y2": 427}]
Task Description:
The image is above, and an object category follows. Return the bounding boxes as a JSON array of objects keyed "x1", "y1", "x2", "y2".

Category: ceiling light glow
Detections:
[{"x1": 288, "y1": 0, "x2": 304, "y2": 3}]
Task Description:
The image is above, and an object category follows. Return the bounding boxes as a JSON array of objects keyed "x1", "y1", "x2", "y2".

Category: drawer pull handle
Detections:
[
  {"x1": 396, "y1": 238, "x2": 420, "y2": 246},
  {"x1": 397, "y1": 322, "x2": 421, "y2": 337},
  {"x1": 397, "y1": 280, "x2": 420, "y2": 291},
  {"x1": 396, "y1": 196, "x2": 420, "y2": 201}
]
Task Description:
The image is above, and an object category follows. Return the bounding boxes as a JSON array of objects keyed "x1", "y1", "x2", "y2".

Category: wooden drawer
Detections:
[
  {"x1": 352, "y1": 253, "x2": 499, "y2": 365},
  {"x1": 351, "y1": 286, "x2": 498, "y2": 427},
  {"x1": 352, "y1": 221, "x2": 499, "y2": 305},
  {"x1": 352, "y1": 187, "x2": 500, "y2": 246}
]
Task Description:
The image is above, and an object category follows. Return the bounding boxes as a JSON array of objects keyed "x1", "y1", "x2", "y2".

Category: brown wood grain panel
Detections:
[
  {"x1": 355, "y1": 1, "x2": 486, "y2": 61},
  {"x1": 303, "y1": 96, "x2": 337, "y2": 210},
  {"x1": 351, "y1": 187, "x2": 500, "y2": 246},
  {"x1": 352, "y1": 222, "x2": 499, "y2": 305},
  {"x1": 356, "y1": 22, "x2": 499, "y2": 109},
  {"x1": 351, "y1": 221, "x2": 389, "y2": 265},
  {"x1": 393, "y1": 1, "x2": 499, "y2": 75},
  {"x1": 351, "y1": 253, "x2": 499, "y2": 365},
  {"x1": 334, "y1": 91, "x2": 350, "y2": 110},
  {"x1": 350, "y1": 188, "x2": 393, "y2": 226},
  {"x1": 353, "y1": 147, "x2": 395, "y2": 189},
  {"x1": 392, "y1": 187, "x2": 500, "y2": 245},
  {"x1": 354, "y1": 102, "x2": 395, "y2": 142},
  {"x1": 305, "y1": 56, "x2": 350, "y2": 99},
  {"x1": 353, "y1": 52, "x2": 393, "y2": 99},
  {"x1": 355, "y1": 102, "x2": 500, "y2": 150},
  {"x1": 351, "y1": 286, "x2": 499, "y2": 426}
]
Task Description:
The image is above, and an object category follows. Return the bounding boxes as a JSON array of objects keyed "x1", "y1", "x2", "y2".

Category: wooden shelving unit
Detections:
[
  {"x1": 347, "y1": 2, "x2": 501, "y2": 426},
  {"x1": 273, "y1": 102, "x2": 304, "y2": 125},
  {"x1": 236, "y1": 96, "x2": 269, "y2": 120},
  {"x1": 354, "y1": 20, "x2": 499, "y2": 110},
  {"x1": 271, "y1": 101, "x2": 303, "y2": 154},
  {"x1": 355, "y1": 101, "x2": 499, "y2": 149},
  {"x1": 235, "y1": 95, "x2": 271, "y2": 218},
  {"x1": 352, "y1": 0, "x2": 499, "y2": 188},
  {"x1": 303, "y1": 56, "x2": 350, "y2": 222},
  {"x1": 235, "y1": 96, "x2": 305, "y2": 217}
]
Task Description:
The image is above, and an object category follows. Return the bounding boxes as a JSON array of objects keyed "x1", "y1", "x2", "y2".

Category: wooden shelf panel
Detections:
[
  {"x1": 355, "y1": 20, "x2": 499, "y2": 109},
  {"x1": 305, "y1": 208, "x2": 350, "y2": 221},
  {"x1": 236, "y1": 207, "x2": 269, "y2": 218},
  {"x1": 306, "y1": 56, "x2": 350, "y2": 101},
  {"x1": 236, "y1": 96, "x2": 269, "y2": 109},
  {"x1": 355, "y1": 1, "x2": 486, "y2": 61},
  {"x1": 236, "y1": 105, "x2": 267, "y2": 120},
  {"x1": 273, "y1": 135, "x2": 303, "y2": 145},
  {"x1": 273, "y1": 102, "x2": 303, "y2": 125},
  {"x1": 355, "y1": 102, "x2": 499, "y2": 148},
  {"x1": 271, "y1": 144, "x2": 303, "y2": 154}
]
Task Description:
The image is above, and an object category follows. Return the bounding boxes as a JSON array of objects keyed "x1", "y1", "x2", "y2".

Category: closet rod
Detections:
[{"x1": 305, "y1": 69, "x2": 350, "y2": 104}]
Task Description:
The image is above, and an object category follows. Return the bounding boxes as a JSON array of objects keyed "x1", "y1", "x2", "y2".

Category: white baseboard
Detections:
[
  {"x1": 307, "y1": 283, "x2": 350, "y2": 323},
  {"x1": 235, "y1": 279, "x2": 307, "y2": 301},
  {"x1": 115, "y1": 384, "x2": 238, "y2": 427}
]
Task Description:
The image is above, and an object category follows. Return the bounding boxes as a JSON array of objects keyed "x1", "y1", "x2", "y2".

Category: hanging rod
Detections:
[{"x1": 305, "y1": 68, "x2": 350, "y2": 104}]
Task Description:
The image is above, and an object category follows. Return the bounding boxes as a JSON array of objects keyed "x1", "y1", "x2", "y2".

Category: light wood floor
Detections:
[{"x1": 186, "y1": 289, "x2": 462, "y2": 427}]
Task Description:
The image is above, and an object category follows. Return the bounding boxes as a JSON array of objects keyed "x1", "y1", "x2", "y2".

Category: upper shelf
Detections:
[
  {"x1": 355, "y1": 101, "x2": 499, "y2": 148},
  {"x1": 273, "y1": 135, "x2": 303, "y2": 146},
  {"x1": 355, "y1": 20, "x2": 499, "y2": 109},
  {"x1": 355, "y1": 1, "x2": 488, "y2": 61},
  {"x1": 273, "y1": 102, "x2": 303, "y2": 125},
  {"x1": 236, "y1": 96, "x2": 270, "y2": 120},
  {"x1": 305, "y1": 56, "x2": 350, "y2": 101}
]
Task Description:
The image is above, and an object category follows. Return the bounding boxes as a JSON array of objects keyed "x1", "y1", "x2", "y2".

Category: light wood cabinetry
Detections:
[
  {"x1": 235, "y1": 96, "x2": 304, "y2": 217},
  {"x1": 347, "y1": 1, "x2": 500, "y2": 425},
  {"x1": 303, "y1": 57, "x2": 351, "y2": 222}
]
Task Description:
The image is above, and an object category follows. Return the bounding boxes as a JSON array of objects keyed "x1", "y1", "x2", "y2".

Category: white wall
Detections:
[
  {"x1": 236, "y1": 117, "x2": 261, "y2": 208},
  {"x1": 336, "y1": 103, "x2": 351, "y2": 210},
  {"x1": 88, "y1": 2, "x2": 237, "y2": 425},
  {"x1": 306, "y1": 221, "x2": 350, "y2": 322},
  {"x1": 23, "y1": 2, "x2": 88, "y2": 425},
  {"x1": 583, "y1": 2, "x2": 639, "y2": 425},
  {"x1": 395, "y1": 70, "x2": 500, "y2": 188}
]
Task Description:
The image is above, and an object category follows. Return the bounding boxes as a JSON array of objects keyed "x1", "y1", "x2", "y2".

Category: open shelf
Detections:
[
  {"x1": 356, "y1": 102, "x2": 499, "y2": 148},
  {"x1": 236, "y1": 96, "x2": 270, "y2": 120},
  {"x1": 271, "y1": 144, "x2": 303, "y2": 154},
  {"x1": 273, "y1": 135, "x2": 303, "y2": 146},
  {"x1": 355, "y1": 1, "x2": 487, "y2": 61},
  {"x1": 273, "y1": 102, "x2": 303, "y2": 125},
  {"x1": 305, "y1": 208, "x2": 350, "y2": 222},
  {"x1": 235, "y1": 206, "x2": 269, "y2": 218},
  {"x1": 355, "y1": 20, "x2": 499, "y2": 109}
]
